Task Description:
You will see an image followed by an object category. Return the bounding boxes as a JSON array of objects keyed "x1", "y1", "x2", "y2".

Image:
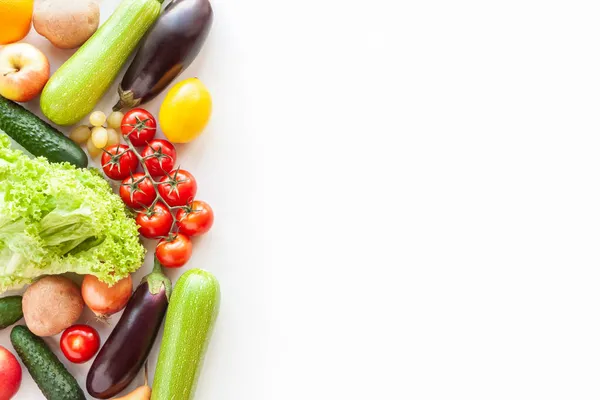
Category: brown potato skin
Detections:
[
  {"x1": 33, "y1": 0, "x2": 100, "y2": 50},
  {"x1": 22, "y1": 276, "x2": 84, "y2": 337}
]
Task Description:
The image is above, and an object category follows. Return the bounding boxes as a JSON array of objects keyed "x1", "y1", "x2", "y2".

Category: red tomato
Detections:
[
  {"x1": 156, "y1": 234, "x2": 192, "y2": 268},
  {"x1": 141, "y1": 139, "x2": 177, "y2": 177},
  {"x1": 176, "y1": 200, "x2": 214, "y2": 236},
  {"x1": 136, "y1": 202, "x2": 173, "y2": 238},
  {"x1": 60, "y1": 325, "x2": 100, "y2": 364},
  {"x1": 101, "y1": 144, "x2": 139, "y2": 181},
  {"x1": 158, "y1": 169, "x2": 197, "y2": 207},
  {"x1": 121, "y1": 108, "x2": 157, "y2": 146},
  {"x1": 119, "y1": 173, "x2": 156, "y2": 208}
]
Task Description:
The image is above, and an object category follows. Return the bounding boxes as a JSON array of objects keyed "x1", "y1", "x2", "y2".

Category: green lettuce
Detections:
[{"x1": 0, "y1": 132, "x2": 145, "y2": 293}]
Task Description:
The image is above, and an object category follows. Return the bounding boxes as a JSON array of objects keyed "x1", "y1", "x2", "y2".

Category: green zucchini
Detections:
[
  {"x1": 10, "y1": 325, "x2": 85, "y2": 400},
  {"x1": 0, "y1": 96, "x2": 88, "y2": 168},
  {"x1": 151, "y1": 269, "x2": 220, "y2": 400},
  {"x1": 0, "y1": 296, "x2": 23, "y2": 329},
  {"x1": 40, "y1": 0, "x2": 164, "y2": 126}
]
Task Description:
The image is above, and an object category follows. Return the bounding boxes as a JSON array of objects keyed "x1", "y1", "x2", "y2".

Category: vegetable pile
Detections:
[
  {"x1": 0, "y1": 132, "x2": 144, "y2": 293},
  {"x1": 41, "y1": 0, "x2": 164, "y2": 126},
  {"x1": 73, "y1": 107, "x2": 214, "y2": 268},
  {"x1": 0, "y1": 0, "x2": 221, "y2": 398}
]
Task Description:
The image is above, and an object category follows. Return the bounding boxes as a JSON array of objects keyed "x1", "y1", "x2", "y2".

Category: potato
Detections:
[
  {"x1": 33, "y1": 0, "x2": 100, "y2": 49},
  {"x1": 22, "y1": 276, "x2": 84, "y2": 337}
]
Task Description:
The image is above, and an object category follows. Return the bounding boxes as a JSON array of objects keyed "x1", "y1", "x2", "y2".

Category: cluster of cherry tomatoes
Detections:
[{"x1": 100, "y1": 108, "x2": 214, "y2": 268}]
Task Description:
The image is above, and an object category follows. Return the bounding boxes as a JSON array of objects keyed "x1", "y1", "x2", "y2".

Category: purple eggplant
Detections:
[
  {"x1": 86, "y1": 258, "x2": 172, "y2": 399},
  {"x1": 114, "y1": 0, "x2": 213, "y2": 110}
]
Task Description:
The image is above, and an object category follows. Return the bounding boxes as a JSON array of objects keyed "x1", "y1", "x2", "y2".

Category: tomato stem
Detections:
[{"x1": 122, "y1": 134, "x2": 180, "y2": 234}]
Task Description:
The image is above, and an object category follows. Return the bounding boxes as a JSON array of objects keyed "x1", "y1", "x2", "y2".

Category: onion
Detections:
[{"x1": 81, "y1": 274, "x2": 133, "y2": 319}]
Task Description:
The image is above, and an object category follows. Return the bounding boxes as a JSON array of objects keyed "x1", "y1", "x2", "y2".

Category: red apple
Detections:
[
  {"x1": 0, "y1": 43, "x2": 50, "y2": 102},
  {"x1": 0, "y1": 345, "x2": 21, "y2": 400}
]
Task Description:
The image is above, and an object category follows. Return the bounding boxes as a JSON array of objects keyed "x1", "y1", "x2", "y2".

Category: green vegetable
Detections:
[
  {"x1": 0, "y1": 96, "x2": 87, "y2": 168},
  {"x1": 40, "y1": 0, "x2": 163, "y2": 125},
  {"x1": 0, "y1": 132, "x2": 145, "y2": 293},
  {"x1": 11, "y1": 325, "x2": 85, "y2": 400},
  {"x1": 0, "y1": 296, "x2": 23, "y2": 329},
  {"x1": 151, "y1": 269, "x2": 220, "y2": 400}
]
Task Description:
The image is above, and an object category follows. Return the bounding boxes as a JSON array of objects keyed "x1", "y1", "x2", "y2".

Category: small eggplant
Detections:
[
  {"x1": 114, "y1": 0, "x2": 213, "y2": 110},
  {"x1": 86, "y1": 258, "x2": 171, "y2": 399}
]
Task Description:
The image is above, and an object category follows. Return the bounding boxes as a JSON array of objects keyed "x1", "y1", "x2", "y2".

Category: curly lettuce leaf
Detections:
[{"x1": 0, "y1": 132, "x2": 145, "y2": 293}]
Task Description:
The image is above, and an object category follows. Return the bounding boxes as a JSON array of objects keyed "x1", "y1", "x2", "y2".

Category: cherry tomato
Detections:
[
  {"x1": 136, "y1": 202, "x2": 173, "y2": 238},
  {"x1": 121, "y1": 108, "x2": 157, "y2": 146},
  {"x1": 158, "y1": 169, "x2": 197, "y2": 207},
  {"x1": 176, "y1": 200, "x2": 214, "y2": 236},
  {"x1": 119, "y1": 173, "x2": 156, "y2": 208},
  {"x1": 156, "y1": 234, "x2": 192, "y2": 268},
  {"x1": 141, "y1": 139, "x2": 177, "y2": 177},
  {"x1": 60, "y1": 324, "x2": 100, "y2": 364},
  {"x1": 101, "y1": 144, "x2": 139, "y2": 181}
]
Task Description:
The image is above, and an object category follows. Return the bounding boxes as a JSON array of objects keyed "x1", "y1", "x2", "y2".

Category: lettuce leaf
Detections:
[{"x1": 0, "y1": 132, "x2": 145, "y2": 293}]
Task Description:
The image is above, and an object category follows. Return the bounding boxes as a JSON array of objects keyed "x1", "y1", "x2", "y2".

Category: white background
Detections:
[{"x1": 3, "y1": 0, "x2": 600, "y2": 399}]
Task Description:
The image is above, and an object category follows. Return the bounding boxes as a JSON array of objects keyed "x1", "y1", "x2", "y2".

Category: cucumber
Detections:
[
  {"x1": 0, "y1": 96, "x2": 88, "y2": 168},
  {"x1": 10, "y1": 325, "x2": 85, "y2": 400},
  {"x1": 0, "y1": 296, "x2": 23, "y2": 329},
  {"x1": 40, "y1": 0, "x2": 164, "y2": 126},
  {"x1": 151, "y1": 269, "x2": 220, "y2": 400}
]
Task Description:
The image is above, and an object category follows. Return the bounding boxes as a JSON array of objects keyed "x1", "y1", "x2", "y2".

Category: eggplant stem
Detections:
[
  {"x1": 142, "y1": 255, "x2": 173, "y2": 300},
  {"x1": 144, "y1": 362, "x2": 148, "y2": 386},
  {"x1": 113, "y1": 99, "x2": 125, "y2": 112},
  {"x1": 115, "y1": 87, "x2": 141, "y2": 111},
  {"x1": 152, "y1": 255, "x2": 163, "y2": 274}
]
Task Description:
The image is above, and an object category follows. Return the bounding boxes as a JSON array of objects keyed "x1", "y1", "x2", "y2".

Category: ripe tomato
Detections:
[
  {"x1": 176, "y1": 200, "x2": 214, "y2": 236},
  {"x1": 158, "y1": 169, "x2": 197, "y2": 207},
  {"x1": 141, "y1": 139, "x2": 177, "y2": 177},
  {"x1": 121, "y1": 108, "x2": 157, "y2": 146},
  {"x1": 136, "y1": 202, "x2": 173, "y2": 238},
  {"x1": 156, "y1": 234, "x2": 192, "y2": 268},
  {"x1": 101, "y1": 144, "x2": 138, "y2": 180},
  {"x1": 60, "y1": 325, "x2": 100, "y2": 364},
  {"x1": 119, "y1": 173, "x2": 156, "y2": 208}
]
